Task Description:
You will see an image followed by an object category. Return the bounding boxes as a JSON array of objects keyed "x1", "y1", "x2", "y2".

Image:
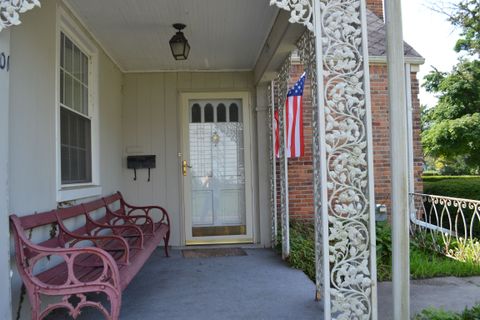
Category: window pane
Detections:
[
  {"x1": 74, "y1": 80, "x2": 81, "y2": 113},
  {"x1": 61, "y1": 145, "x2": 70, "y2": 183},
  {"x1": 60, "y1": 70, "x2": 65, "y2": 105},
  {"x1": 64, "y1": 73, "x2": 73, "y2": 109},
  {"x1": 74, "y1": 46, "x2": 82, "y2": 79},
  {"x1": 191, "y1": 104, "x2": 201, "y2": 123},
  {"x1": 60, "y1": 33, "x2": 65, "y2": 68},
  {"x1": 65, "y1": 36, "x2": 73, "y2": 73},
  {"x1": 217, "y1": 104, "x2": 226, "y2": 122},
  {"x1": 60, "y1": 107, "x2": 92, "y2": 184},
  {"x1": 205, "y1": 104, "x2": 214, "y2": 123},
  {"x1": 82, "y1": 86, "x2": 88, "y2": 114},
  {"x1": 229, "y1": 103, "x2": 239, "y2": 122},
  {"x1": 82, "y1": 54, "x2": 88, "y2": 85}
]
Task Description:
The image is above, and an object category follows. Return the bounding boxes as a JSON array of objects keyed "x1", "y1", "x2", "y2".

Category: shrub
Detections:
[
  {"x1": 422, "y1": 176, "x2": 480, "y2": 200},
  {"x1": 414, "y1": 304, "x2": 480, "y2": 320}
]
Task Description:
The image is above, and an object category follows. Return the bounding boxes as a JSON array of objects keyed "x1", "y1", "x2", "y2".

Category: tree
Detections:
[{"x1": 422, "y1": 0, "x2": 480, "y2": 172}]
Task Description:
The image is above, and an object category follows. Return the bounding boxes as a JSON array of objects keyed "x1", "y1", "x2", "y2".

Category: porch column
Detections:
[
  {"x1": 385, "y1": 0, "x2": 410, "y2": 318},
  {"x1": 256, "y1": 84, "x2": 273, "y2": 247},
  {"x1": 0, "y1": 29, "x2": 12, "y2": 320},
  {"x1": 313, "y1": 0, "x2": 378, "y2": 317}
]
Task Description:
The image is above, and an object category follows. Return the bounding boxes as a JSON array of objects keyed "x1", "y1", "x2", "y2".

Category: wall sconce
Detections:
[{"x1": 169, "y1": 23, "x2": 190, "y2": 60}]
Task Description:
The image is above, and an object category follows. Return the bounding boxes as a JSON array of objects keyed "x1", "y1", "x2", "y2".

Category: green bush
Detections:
[
  {"x1": 284, "y1": 221, "x2": 480, "y2": 282},
  {"x1": 285, "y1": 222, "x2": 316, "y2": 281},
  {"x1": 422, "y1": 175, "x2": 480, "y2": 200},
  {"x1": 414, "y1": 304, "x2": 480, "y2": 320}
]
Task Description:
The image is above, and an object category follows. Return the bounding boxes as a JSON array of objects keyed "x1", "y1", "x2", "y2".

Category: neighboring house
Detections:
[
  {"x1": 286, "y1": 0, "x2": 424, "y2": 220},
  {"x1": 0, "y1": 0, "x2": 420, "y2": 318}
]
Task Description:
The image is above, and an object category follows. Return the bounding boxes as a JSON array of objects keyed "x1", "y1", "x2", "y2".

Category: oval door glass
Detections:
[{"x1": 188, "y1": 100, "x2": 246, "y2": 237}]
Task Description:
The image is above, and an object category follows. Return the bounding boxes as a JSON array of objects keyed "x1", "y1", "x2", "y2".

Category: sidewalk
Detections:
[{"x1": 378, "y1": 276, "x2": 480, "y2": 319}]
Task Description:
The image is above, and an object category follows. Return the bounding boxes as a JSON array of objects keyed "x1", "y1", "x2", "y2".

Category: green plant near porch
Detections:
[
  {"x1": 414, "y1": 303, "x2": 480, "y2": 320},
  {"x1": 282, "y1": 221, "x2": 480, "y2": 282}
]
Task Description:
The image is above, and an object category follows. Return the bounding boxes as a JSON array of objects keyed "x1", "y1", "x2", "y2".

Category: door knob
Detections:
[{"x1": 182, "y1": 160, "x2": 192, "y2": 176}]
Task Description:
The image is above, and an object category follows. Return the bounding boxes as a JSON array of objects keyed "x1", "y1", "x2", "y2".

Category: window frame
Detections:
[{"x1": 55, "y1": 7, "x2": 101, "y2": 202}]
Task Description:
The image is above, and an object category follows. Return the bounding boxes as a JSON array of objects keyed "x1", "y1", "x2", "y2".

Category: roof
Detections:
[{"x1": 367, "y1": 9, "x2": 424, "y2": 62}]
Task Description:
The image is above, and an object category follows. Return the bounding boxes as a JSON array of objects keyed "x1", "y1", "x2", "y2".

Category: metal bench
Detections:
[{"x1": 10, "y1": 192, "x2": 170, "y2": 320}]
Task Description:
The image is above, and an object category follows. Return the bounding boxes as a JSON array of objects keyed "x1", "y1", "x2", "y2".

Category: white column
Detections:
[
  {"x1": 256, "y1": 84, "x2": 273, "y2": 247},
  {"x1": 270, "y1": 82, "x2": 278, "y2": 246},
  {"x1": 385, "y1": 0, "x2": 410, "y2": 318},
  {"x1": 0, "y1": 29, "x2": 12, "y2": 320}
]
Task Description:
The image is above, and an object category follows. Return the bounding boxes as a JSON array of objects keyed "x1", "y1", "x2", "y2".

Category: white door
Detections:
[{"x1": 181, "y1": 92, "x2": 253, "y2": 245}]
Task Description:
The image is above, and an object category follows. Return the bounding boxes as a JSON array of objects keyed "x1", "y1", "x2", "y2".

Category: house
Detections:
[
  {"x1": 285, "y1": 1, "x2": 424, "y2": 221},
  {"x1": 0, "y1": 0, "x2": 419, "y2": 318}
]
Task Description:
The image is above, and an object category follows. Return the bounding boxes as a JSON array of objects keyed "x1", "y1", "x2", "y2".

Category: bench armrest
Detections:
[
  {"x1": 123, "y1": 202, "x2": 171, "y2": 228},
  {"x1": 9, "y1": 216, "x2": 121, "y2": 291}
]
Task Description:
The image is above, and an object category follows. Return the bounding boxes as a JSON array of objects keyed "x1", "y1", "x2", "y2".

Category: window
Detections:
[
  {"x1": 56, "y1": 8, "x2": 101, "y2": 202},
  {"x1": 60, "y1": 32, "x2": 92, "y2": 184}
]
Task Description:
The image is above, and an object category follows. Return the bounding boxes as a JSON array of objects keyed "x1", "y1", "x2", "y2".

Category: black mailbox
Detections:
[{"x1": 127, "y1": 155, "x2": 156, "y2": 181}]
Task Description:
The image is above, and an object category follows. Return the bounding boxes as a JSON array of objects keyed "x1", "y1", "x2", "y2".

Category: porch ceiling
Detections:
[{"x1": 66, "y1": 0, "x2": 279, "y2": 72}]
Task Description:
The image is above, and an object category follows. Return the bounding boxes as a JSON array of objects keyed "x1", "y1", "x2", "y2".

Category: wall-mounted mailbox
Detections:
[{"x1": 127, "y1": 155, "x2": 156, "y2": 181}]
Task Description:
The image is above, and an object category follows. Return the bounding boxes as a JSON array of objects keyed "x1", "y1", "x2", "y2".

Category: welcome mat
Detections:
[{"x1": 182, "y1": 248, "x2": 247, "y2": 259}]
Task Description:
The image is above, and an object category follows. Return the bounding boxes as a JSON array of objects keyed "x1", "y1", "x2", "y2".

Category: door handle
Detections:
[{"x1": 182, "y1": 160, "x2": 192, "y2": 176}]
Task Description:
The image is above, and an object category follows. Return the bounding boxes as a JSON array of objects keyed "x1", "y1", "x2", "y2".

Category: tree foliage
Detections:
[{"x1": 422, "y1": 0, "x2": 480, "y2": 171}]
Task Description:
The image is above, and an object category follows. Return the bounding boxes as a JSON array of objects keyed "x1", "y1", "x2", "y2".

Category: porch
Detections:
[
  {"x1": 1, "y1": 0, "x2": 414, "y2": 319},
  {"x1": 47, "y1": 248, "x2": 480, "y2": 320}
]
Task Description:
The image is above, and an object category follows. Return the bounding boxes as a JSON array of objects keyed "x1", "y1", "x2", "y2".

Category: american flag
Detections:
[{"x1": 285, "y1": 72, "x2": 305, "y2": 158}]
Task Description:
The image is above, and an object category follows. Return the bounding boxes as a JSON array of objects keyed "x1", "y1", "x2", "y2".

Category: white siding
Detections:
[{"x1": 121, "y1": 72, "x2": 256, "y2": 246}]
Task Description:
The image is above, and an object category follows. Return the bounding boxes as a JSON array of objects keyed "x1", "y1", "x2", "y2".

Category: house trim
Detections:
[{"x1": 0, "y1": 28, "x2": 12, "y2": 320}]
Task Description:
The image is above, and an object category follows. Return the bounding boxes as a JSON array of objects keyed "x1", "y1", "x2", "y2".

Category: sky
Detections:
[{"x1": 401, "y1": 0, "x2": 462, "y2": 107}]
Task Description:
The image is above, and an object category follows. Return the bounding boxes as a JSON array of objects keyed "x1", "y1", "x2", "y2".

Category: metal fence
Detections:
[{"x1": 410, "y1": 193, "x2": 480, "y2": 263}]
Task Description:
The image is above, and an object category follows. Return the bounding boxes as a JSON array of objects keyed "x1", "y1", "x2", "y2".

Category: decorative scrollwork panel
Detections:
[
  {"x1": 276, "y1": 54, "x2": 292, "y2": 259},
  {"x1": 268, "y1": 82, "x2": 278, "y2": 247},
  {"x1": 320, "y1": 0, "x2": 376, "y2": 318},
  {"x1": 0, "y1": 0, "x2": 41, "y2": 32},
  {"x1": 270, "y1": 0, "x2": 314, "y2": 31}
]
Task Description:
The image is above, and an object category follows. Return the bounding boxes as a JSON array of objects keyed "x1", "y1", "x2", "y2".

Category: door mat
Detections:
[{"x1": 182, "y1": 248, "x2": 247, "y2": 259}]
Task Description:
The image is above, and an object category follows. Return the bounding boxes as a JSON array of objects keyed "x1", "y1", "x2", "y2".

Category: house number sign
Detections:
[{"x1": 0, "y1": 52, "x2": 9, "y2": 72}]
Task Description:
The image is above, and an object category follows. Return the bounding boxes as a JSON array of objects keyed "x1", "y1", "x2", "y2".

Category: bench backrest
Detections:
[{"x1": 103, "y1": 192, "x2": 127, "y2": 216}]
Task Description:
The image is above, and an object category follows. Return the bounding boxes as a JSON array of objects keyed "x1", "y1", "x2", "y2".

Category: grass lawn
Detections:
[
  {"x1": 423, "y1": 175, "x2": 480, "y2": 200},
  {"x1": 283, "y1": 221, "x2": 480, "y2": 282}
]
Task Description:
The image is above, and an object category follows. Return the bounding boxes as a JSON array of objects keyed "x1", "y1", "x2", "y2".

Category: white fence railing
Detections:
[{"x1": 410, "y1": 193, "x2": 480, "y2": 262}]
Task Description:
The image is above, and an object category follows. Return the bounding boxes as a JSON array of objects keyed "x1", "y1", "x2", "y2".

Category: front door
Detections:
[{"x1": 181, "y1": 92, "x2": 253, "y2": 245}]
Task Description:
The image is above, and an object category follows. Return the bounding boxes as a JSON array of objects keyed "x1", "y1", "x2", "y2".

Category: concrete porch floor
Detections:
[
  {"x1": 77, "y1": 248, "x2": 480, "y2": 319},
  {"x1": 118, "y1": 248, "x2": 323, "y2": 320}
]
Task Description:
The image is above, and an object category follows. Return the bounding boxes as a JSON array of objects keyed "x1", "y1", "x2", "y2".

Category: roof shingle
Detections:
[{"x1": 367, "y1": 9, "x2": 423, "y2": 59}]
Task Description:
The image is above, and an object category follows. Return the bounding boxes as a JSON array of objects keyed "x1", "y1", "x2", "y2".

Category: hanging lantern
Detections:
[{"x1": 169, "y1": 23, "x2": 190, "y2": 60}]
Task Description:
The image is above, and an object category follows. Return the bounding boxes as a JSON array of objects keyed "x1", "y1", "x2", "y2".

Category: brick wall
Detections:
[
  {"x1": 367, "y1": 0, "x2": 383, "y2": 19},
  {"x1": 278, "y1": 63, "x2": 423, "y2": 220}
]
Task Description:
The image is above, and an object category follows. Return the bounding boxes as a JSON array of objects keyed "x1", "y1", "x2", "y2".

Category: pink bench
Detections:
[{"x1": 10, "y1": 192, "x2": 170, "y2": 320}]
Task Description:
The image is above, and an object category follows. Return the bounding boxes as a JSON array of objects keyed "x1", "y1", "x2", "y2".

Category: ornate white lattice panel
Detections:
[
  {"x1": 270, "y1": 0, "x2": 314, "y2": 31},
  {"x1": 317, "y1": 0, "x2": 377, "y2": 318},
  {"x1": 0, "y1": 0, "x2": 40, "y2": 32},
  {"x1": 276, "y1": 54, "x2": 292, "y2": 259},
  {"x1": 268, "y1": 82, "x2": 278, "y2": 247},
  {"x1": 296, "y1": 0, "x2": 377, "y2": 318}
]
